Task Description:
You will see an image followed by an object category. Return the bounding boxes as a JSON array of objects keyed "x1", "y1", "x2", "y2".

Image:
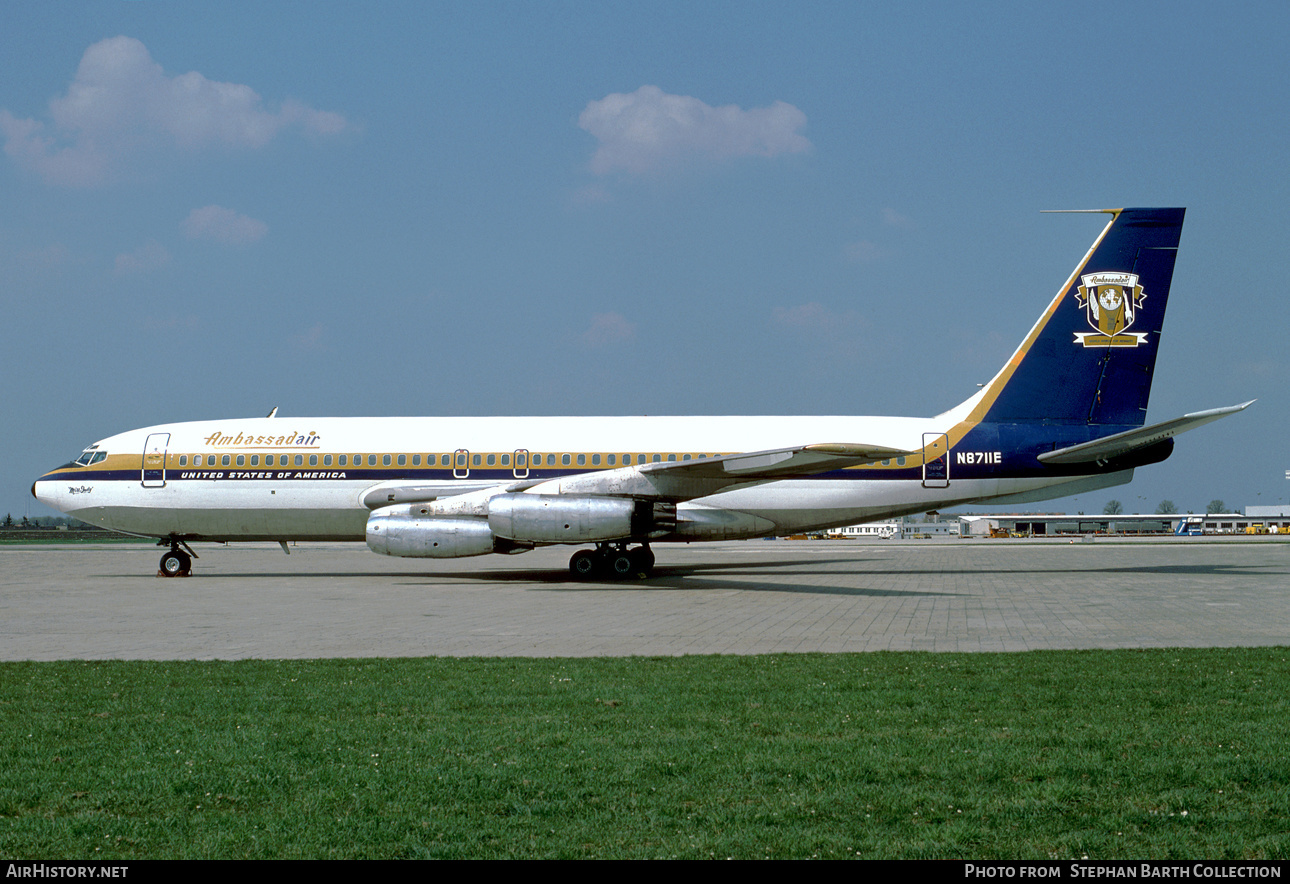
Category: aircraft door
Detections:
[
  {"x1": 453, "y1": 448, "x2": 469, "y2": 479},
  {"x1": 922, "y1": 433, "x2": 949, "y2": 489},
  {"x1": 513, "y1": 449, "x2": 529, "y2": 479},
  {"x1": 142, "y1": 433, "x2": 170, "y2": 488}
]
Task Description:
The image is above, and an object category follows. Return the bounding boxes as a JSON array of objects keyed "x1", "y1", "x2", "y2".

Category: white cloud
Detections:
[
  {"x1": 0, "y1": 36, "x2": 350, "y2": 186},
  {"x1": 882, "y1": 207, "x2": 915, "y2": 229},
  {"x1": 772, "y1": 301, "x2": 870, "y2": 368},
  {"x1": 775, "y1": 301, "x2": 841, "y2": 331},
  {"x1": 842, "y1": 240, "x2": 886, "y2": 264},
  {"x1": 19, "y1": 243, "x2": 74, "y2": 269},
  {"x1": 114, "y1": 239, "x2": 170, "y2": 275},
  {"x1": 182, "y1": 205, "x2": 268, "y2": 245},
  {"x1": 578, "y1": 85, "x2": 810, "y2": 175},
  {"x1": 289, "y1": 323, "x2": 327, "y2": 353},
  {"x1": 143, "y1": 315, "x2": 200, "y2": 332},
  {"x1": 773, "y1": 301, "x2": 865, "y2": 339},
  {"x1": 583, "y1": 312, "x2": 635, "y2": 347}
]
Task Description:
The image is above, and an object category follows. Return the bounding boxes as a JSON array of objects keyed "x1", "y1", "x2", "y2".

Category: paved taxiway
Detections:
[{"x1": 1, "y1": 538, "x2": 1286, "y2": 660}]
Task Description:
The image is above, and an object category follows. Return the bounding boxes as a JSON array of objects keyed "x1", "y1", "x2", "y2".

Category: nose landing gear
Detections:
[
  {"x1": 569, "y1": 543, "x2": 655, "y2": 580},
  {"x1": 157, "y1": 538, "x2": 198, "y2": 577}
]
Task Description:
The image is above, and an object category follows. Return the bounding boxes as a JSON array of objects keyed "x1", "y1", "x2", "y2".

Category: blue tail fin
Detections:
[{"x1": 981, "y1": 207, "x2": 1185, "y2": 427}]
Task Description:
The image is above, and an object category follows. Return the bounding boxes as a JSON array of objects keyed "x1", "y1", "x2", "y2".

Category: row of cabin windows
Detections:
[
  {"x1": 174, "y1": 452, "x2": 719, "y2": 468},
  {"x1": 173, "y1": 452, "x2": 913, "y2": 469}
]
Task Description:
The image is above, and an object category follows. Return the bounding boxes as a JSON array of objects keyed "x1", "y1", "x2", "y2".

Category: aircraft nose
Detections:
[{"x1": 32, "y1": 472, "x2": 62, "y2": 511}]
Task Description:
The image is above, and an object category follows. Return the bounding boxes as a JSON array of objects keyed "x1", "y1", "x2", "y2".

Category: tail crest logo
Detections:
[{"x1": 1074, "y1": 272, "x2": 1147, "y2": 347}]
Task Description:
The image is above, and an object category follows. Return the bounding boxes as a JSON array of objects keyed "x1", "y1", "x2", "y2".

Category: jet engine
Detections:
[
  {"x1": 487, "y1": 494, "x2": 675, "y2": 543},
  {"x1": 366, "y1": 512, "x2": 499, "y2": 558},
  {"x1": 365, "y1": 494, "x2": 676, "y2": 558}
]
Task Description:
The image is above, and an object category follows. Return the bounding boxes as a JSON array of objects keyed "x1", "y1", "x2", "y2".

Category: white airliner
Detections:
[{"x1": 33, "y1": 208, "x2": 1249, "y2": 578}]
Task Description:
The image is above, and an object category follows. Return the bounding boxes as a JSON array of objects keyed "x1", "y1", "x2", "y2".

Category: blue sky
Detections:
[{"x1": 3, "y1": 1, "x2": 1286, "y2": 518}]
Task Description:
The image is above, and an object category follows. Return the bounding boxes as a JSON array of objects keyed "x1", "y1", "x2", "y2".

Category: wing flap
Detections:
[{"x1": 1037, "y1": 401, "x2": 1253, "y2": 465}]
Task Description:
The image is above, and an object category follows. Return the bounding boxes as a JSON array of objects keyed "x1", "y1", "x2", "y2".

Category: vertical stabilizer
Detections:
[{"x1": 981, "y1": 207, "x2": 1184, "y2": 427}]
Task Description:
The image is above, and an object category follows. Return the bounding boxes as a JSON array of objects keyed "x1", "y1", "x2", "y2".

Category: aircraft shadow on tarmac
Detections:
[{"x1": 158, "y1": 555, "x2": 1282, "y2": 598}]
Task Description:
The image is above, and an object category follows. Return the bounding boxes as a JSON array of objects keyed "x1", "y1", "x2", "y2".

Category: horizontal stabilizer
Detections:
[{"x1": 1037, "y1": 401, "x2": 1254, "y2": 465}]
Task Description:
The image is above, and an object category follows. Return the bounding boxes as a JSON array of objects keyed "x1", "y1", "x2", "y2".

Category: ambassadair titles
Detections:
[{"x1": 202, "y1": 430, "x2": 321, "y2": 448}]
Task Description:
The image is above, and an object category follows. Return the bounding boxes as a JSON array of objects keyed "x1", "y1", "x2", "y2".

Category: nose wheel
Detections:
[
  {"x1": 569, "y1": 544, "x2": 655, "y2": 580},
  {"x1": 157, "y1": 539, "x2": 197, "y2": 577}
]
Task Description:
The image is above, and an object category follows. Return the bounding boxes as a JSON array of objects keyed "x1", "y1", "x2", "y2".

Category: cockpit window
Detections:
[{"x1": 72, "y1": 447, "x2": 107, "y2": 467}]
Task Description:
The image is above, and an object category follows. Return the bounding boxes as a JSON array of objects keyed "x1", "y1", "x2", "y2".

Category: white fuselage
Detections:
[{"x1": 33, "y1": 405, "x2": 1118, "y2": 544}]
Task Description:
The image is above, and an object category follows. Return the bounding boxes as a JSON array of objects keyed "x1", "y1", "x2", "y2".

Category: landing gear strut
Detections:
[
  {"x1": 569, "y1": 543, "x2": 655, "y2": 580},
  {"x1": 157, "y1": 538, "x2": 197, "y2": 577}
]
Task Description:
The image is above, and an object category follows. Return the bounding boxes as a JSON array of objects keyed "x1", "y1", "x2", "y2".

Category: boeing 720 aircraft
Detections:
[{"x1": 33, "y1": 208, "x2": 1250, "y2": 578}]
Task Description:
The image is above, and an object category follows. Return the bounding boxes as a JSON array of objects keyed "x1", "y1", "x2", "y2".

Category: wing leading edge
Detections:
[{"x1": 521, "y1": 441, "x2": 918, "y2": 503}]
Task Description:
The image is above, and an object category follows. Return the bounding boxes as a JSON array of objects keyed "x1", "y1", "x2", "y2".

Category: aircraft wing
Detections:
[
  {"x1": 638, "y1": 442, "x2": 911, "y2": 478},
  {"x1": 529, "y1": 442, "x2": 916, "y2": 502},
  {"x1": 1037, "y1": 401, "x2": 1254, "y2": 466},
  {"x1": 362, "y1": 443, "x2": 916, "y2": 509},
  {"x1": 361, "y1": 478, "x2": 541, "y2": 508}
]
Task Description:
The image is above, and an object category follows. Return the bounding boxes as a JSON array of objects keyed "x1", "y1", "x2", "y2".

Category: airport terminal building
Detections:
[
  {"x1": 959, "y1": 512, "x2": 1287, "y2": 537},
  {"x1": 827, "y1": 509, "x2": 1290, "y2": 539}
]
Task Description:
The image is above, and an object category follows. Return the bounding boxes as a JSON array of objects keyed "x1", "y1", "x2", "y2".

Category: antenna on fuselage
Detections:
[{"x1": 266, "y1": 406, "x2": 279, "y2": 418}]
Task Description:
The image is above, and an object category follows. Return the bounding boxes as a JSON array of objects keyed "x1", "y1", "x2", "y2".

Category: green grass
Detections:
[
  {"x1": 2, "y1": 650, "x2": 1288, "y2": 859},
  {"x1": 0, "y1": 532, "x2": 143, "y2": 544}
]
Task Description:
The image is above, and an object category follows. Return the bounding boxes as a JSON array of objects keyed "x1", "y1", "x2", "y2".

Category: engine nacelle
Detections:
[
  {"x1": 487, "y1": 494, "x2": 675, "y2": 544},
  {"x1": 366, "y1": 510, "x2": 497, "y2": 558}
]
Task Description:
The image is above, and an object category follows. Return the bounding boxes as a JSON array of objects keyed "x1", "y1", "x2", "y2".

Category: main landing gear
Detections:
[
  {"x1": 569, "y1": 543, "x2": 655, "y2": 580},
  {"x1": 157, "y1": 538, "x2": 198, "y2": 577}
]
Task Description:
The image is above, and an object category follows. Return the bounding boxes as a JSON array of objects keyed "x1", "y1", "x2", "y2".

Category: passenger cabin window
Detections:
[
  {"x1": 324, "y1": 455, "x2": 332, "y2": 466},
  {"x1": 383, "y1": 454, "x2": 392, "y2": 466},
  {"x1": 397, "y1": 454, "x2": 406, "y2": 466},
  {"x1": 251, "y1": 455, "x2": 259, "y2": 466},
  {"x1": 412, "y1": 455, "x2": 420, "y2": 466},
  {"x1": 592, "y1": 454, "x2": 600, "y2": 465},
  {"x1": 562, "y1": 454, "x2": 571, "y2": 465},
  {"x1": 607, "y1": 455, "x2": 616, "y2": 466},
  {"x1": 237, "y1": 455, "x2": 245, "y2": 466},
  {"x1": 501, "y1": 454, "x2": 510, "y2": 466},
  {"x1": 310, "y1": 455, "x2": 319, "y2": 466},
  {"x1": 577, "y1": 454, "x2": 586, "y2": 465},
  {"x1": 179, "y1": 455, "x2": 188, "y2": 466},
  {"x1": 487, "y1": 454, "x2": 496, "y2": 466},
  {"x1": 368, "y1": 455, "x2": 377, "y2": 466},
  {"x1": 295, "y1": 455, "x2": 304, "y2": 466},
  {"x1": 221, "y1": 455, "x2": 231, "y2": 466},
  {"x1": 338, "y1": 455, "x2": 347, "y2": 466},
  {"x1": 264, "y1": 455, "x2": 273, "y2": 466}
]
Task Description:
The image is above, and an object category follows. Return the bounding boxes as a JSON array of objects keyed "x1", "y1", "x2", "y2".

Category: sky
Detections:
[{"x1": 3, "y1": 1, "x2": 1286, "y2": 519}]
